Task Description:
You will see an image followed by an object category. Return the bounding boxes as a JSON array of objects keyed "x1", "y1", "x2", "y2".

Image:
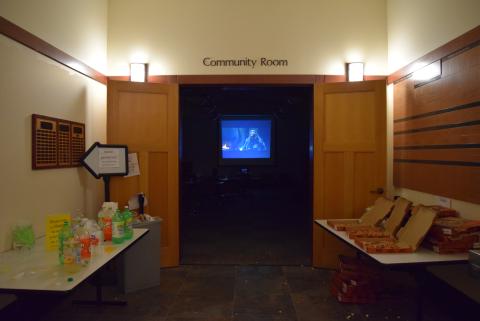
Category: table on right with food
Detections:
[
  {"x1": 315, "y1": 219, "x2": 468, "y2": 266},
  {"x1": 315, "y1": 218, "x2": 470, "y2": 321}
]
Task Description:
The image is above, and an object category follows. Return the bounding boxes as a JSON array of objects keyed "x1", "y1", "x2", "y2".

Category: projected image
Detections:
[{"x1": 221, "y1": 119, "x2": 271, "y2": 159}]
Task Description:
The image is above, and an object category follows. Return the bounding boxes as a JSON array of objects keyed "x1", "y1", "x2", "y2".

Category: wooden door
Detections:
[
  {"x1": 313, "y1": 80, "x2": 387, "y2": 268},
  {"x1": 107, "y1": 80, "x2": 179, "y2": 267}
]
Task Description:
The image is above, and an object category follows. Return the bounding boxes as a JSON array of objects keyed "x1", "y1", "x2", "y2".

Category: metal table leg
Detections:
[{"x1": 72, "y1": 268, "x2": 126, "y2": 306}]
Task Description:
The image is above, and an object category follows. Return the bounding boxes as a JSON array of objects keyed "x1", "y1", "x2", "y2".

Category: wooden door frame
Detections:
[
  {"x1": 108, "y1": 74, "x2": 386, "y2": 85},
  {"x1": 107, "y1": 75, "x2": 387, "y2": 266}
]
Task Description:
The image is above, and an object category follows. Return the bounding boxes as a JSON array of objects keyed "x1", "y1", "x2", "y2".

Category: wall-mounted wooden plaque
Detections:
[
  {"x1": 71, "y1": 123, "x2": 85, "y2": 166},
  {"x1": 32, "y1": 114, "x2": 85, "y2": 169}
]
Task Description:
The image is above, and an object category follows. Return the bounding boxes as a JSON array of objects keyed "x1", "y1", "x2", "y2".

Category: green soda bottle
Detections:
[
  {"x1": 122, "y1": 206, "x2": 133, "y2": 240},
  {"x1": 112, "y1": 209, "x2": 124, "y2": 244},
  {"x1": 59, "y1": 221, "x2": 74, "y2": 264}
]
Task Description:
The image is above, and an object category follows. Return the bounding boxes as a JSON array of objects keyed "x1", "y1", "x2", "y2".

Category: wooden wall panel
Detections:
[
  {"x1": 393, "y1": 39, "x2": 480, "y2": 204},
  {"x1": 394, "y1": 125, "x2": 480, "y2": 146},
  {"x1": 394, "y1": 149, "x2": 480, "y2": 163},
  {"x1": 314, "y1": 80, "x2": 386, "y2": 268},
  {"x1": 323, "y1": 153, "x2": 346, "y2": 218},
  {"x1": 394, "y1": 106, "x2": 480, "y2": 132},
  {"x1": 148, "y1": 152, "x2": 169, "y2": 248},
  {"x1": 353, "y1": 153, "x2": 378, "y2": 216},
  {"x1": 393, "y1": 162, "x2": 480, "y2": 203},
  {"x1": 115, "y1": 92, "x2": 169, "y2": 150},
  {"x1": 108, "y1": 81, "x2": 179, "y2": 267}
]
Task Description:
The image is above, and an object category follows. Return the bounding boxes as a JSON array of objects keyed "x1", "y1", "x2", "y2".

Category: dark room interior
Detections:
[{"x1": 180, "y1": 85, "x2": 313, "y2": 265}]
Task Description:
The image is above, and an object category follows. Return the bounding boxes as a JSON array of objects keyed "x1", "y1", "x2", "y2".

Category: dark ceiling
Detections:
[{"x1": 180, "y1": 85, "x2": 312, "y2": 119}]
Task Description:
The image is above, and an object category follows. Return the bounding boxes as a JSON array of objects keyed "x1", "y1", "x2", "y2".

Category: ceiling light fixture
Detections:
[
  {"x1": 130, "y1": 63, "x2": 148, "y2": 82},
  {"x1": 346, "y1": 62, "x2": 364, "y2": 82}
]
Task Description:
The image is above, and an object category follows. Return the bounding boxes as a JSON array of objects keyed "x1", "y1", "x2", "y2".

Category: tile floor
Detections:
[{"x1": 1, "y1": 265, "x2": 477, "y2": 321}]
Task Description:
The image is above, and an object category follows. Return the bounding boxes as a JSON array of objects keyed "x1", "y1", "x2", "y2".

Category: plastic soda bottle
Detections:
[
  {"x1": 112, "y1": 209, "x2": 124, "y2": 244},
  {"x1": 98, "y1": 205, "x2": 113, "y2": 241},
  {"x1": 122, "y1": 206, "x2": 133, "y2": 240},
  {"x1": 76, "y1": 227, "x2": 91, "y2": 265},
  {"x1": 86, "y1": 221, "x2": 101, "y2": 257},
  {"x1": 59, "y1": 221, "x2": 75, "y2": 264}
]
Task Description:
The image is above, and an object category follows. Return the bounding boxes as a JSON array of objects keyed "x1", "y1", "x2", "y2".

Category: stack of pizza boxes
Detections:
[
  {"x1": 330, "y1": 255, "x2": 382, "y2": 304},
  {"x1": 424, "y1": 207, "x2": 480, "y2": 254}
]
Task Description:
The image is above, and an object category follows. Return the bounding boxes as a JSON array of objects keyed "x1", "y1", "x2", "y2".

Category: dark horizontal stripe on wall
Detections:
[
  {"x1": 0, "y1": 16, "x2": 107, "y2": 84},
  {"x1": 394, "y1": 144, "x2": 480, "y2": 150},
  {"x1": 394, "y1": 101, "x2": 480, "y2": 123},
  {"x1": 394, "y1": 119, "x2": 480, "y2": 135},
  {"x1": 394, "y1": 159, "x2": 480, "y2": 167},
  {"x1": 442, "y1": 39, "x2": 480, "y2": 62}
]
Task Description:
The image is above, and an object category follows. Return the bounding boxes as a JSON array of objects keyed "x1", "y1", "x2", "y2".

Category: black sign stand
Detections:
[
  {"x1": 103, "y1": 176, "x2": 111, "y2": 202},
  {"x1": 77, "y1": 142, "x2": 129, "y2": 306}
]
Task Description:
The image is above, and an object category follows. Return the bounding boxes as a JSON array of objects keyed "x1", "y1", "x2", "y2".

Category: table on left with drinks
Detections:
[{"x1": 0, "y1": 228, "x2": 148, "y2": 294}]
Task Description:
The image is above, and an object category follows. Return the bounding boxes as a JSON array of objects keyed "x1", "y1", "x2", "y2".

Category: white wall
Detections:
[
  {"x1": 0, "y1": 0, "x2": 108, "y2": 73},
  {"x1": 387, "y1": 0, "x2": 480, "y2": 73},
  {"x1": 107, "y1": 0, "x2": 388, "y2": 76},
  {"x1": 387, "y1": 0, "x2": 480, "y2": 218},
  {"x1": 0, "y1": 0, "x2": 108, "y2": 252}
]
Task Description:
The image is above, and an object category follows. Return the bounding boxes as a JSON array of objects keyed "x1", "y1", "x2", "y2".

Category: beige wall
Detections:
[
  {"x1": 387, "y1": 0, "x2": 480, "y2": 73},
  {"x1": 387, "y1": 0, "x2": 480, "y2": 218},
  {"x1": 0, "y1": 36, "x2": 106, "y2": 251},
  {"x1": 0, "y1": 0, "x2": 108, "y2": 252},
  {"x1": 107, "y1": 0, "x2": 388, "y2": 76},
  {"x1": 0, "y1": 0, "x2": 108, "y2": 73}
]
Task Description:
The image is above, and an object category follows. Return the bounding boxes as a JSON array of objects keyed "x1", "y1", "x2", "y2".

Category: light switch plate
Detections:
[{"x1": 437, "y1": 196, "x2": 451, "y2": 208}]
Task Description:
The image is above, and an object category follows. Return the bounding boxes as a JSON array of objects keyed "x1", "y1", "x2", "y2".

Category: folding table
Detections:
[
  {"x1": 0, "y1": 228, "x2": 149, "y2": 319},
  {"x1": 315, "y1": 219, "x2": 468, "y2": 321}
]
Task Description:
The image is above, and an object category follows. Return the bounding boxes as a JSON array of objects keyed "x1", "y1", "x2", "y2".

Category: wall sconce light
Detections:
[
  {"x1": 413, "y1": 60, "x2": 441, "y2": 87},
  {"x1": 346, "y1": 62, "x2": 364, "y2": 82},
  {"x1": 130, "y1": 63, "x2": 148, "y2": 82}
]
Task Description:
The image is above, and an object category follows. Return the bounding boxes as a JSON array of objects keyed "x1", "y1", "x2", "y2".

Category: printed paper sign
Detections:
[
  {"x1": 99, "y1": 149, "x2": 120, "y2": 168},
  {"x1": 125, "y1": 153, "x2": 140, "y2": 177},
  {"x1": 45, "y1": 214, "x2": 71, "y2": 251},
  {"x1": 437, "y1": 196, "x2": 451, "y2": 208}
]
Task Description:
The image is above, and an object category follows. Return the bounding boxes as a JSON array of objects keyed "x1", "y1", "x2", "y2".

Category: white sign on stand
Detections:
[{"x1": 81, "y1": 142, "x2": 128, "y2": 178}]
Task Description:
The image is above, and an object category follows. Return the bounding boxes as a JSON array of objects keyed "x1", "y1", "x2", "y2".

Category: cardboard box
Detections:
[
  {"x1": 327, "y1": 197, "x2": 394, "y2": 231},
  {"x1": 347, "y1": 197, "x2": 412, "y2": 239},
  {"x1": 355, "y1": 206, "x2": 437, "y2": 253},
  {"x1": 425, "y1": 216, "x2": 480, "y2": 254}
]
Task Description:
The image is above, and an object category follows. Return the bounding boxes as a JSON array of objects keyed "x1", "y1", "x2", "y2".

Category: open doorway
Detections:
[{"x1": 180, "y1": 85, "x2": 312, "y2": 265}]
